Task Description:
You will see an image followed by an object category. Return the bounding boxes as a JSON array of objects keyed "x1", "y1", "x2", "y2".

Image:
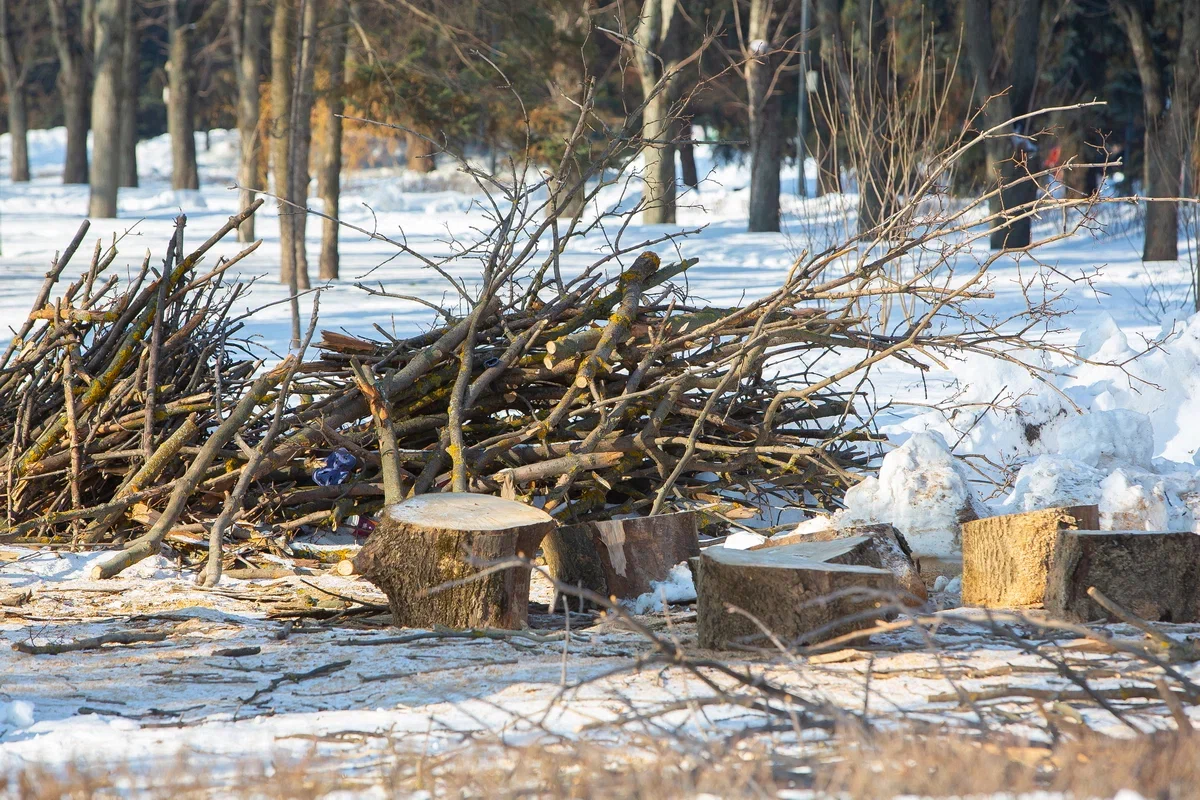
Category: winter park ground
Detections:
[{"x1": 2, "y1": 129, "x2": 1200, "y2": 797}]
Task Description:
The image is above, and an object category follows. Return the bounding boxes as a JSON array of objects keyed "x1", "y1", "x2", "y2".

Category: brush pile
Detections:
[{"x1": 0, "y1": 209, "x2": 872, "y2": 575}]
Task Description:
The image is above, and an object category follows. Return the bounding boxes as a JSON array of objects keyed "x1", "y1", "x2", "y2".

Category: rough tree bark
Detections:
[
  {"x1": 230, "y1": 0, "x2": 263, "y2": 242},
  {"x1": 271, "y1": 0, "x2": 315, "y2": 291},
  {"x1": 1113, "y1": 0, "x2": 1200, "y2": 263},
  {"x1": 317, "y1": 2, "x2": 349, "y2": 280},
  {"x1": 167, "y1": 0, "x2": 198, "y2": 190},
  {"x1": 117, "y1": 0, "x2": 137, "y2": 187},
  {"x1": 746, "y1": 0, "x2": 783, "y2": 232},
  {"x1": 0, "y1": 0, "x2": 30, "y2": 182},
  {"x1": 88, "y1": 0, "x2": 125, "y2": 218},
  {"x1": 963, "y1": 0, "x2": 1041, "y2": 250},
  {"x1": 48, "y1": 0, "x2": 93, "y2": 184},
  {"x1": 634, "y1": 0, "x2": 683, "y2": 224}
]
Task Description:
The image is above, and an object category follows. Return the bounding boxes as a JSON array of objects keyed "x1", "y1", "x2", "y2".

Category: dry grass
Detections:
[{"x1": 7, "y1": 728, "x2": 1200, "y2": 799}]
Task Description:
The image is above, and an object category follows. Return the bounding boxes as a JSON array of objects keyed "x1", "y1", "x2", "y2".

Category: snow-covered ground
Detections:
[{"x1": 3, "y1": 128, "x2": 1200, "y2": 792}]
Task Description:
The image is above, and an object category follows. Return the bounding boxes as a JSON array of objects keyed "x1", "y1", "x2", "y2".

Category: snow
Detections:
[
  {"x1": 719, "y1": 530, "x2": 768, "y2": 550},
  {"x1": 627, "y1": 562, "x2": 697, "y2": 614},
  {"x1": 4, "y1": 127, "x2": 1200, "y2": 786}
]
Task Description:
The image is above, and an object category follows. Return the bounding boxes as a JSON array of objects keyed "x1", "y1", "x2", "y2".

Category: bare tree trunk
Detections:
[
  {"x1": 405, "y1": 131, "x2": 435, "y2": 172},
  {"x1": 0, "y1": 0, "x2": 29, "y2": 182},
  {"x1": 317, "y1": 2, "x2": 349, "y2": 281},
  {"x1": 117, "y1": 0, "x2": 137, "y2": 187},
  {"x1": 963, "y1": 0, "x2": 1040, "y2": 250},
  {"x1": 270, "y1": 0, "x2": 296, "y2": 286},
  {"x1": 635, "y1": 0, "x2": 681, "y2": 224},
  {"x1": 746, "y1": 0, "x2": 782, "y2": 232},
  {"x1": 167, "y1": 0, "x2": 198, "y2": 191},
  {"x1": 230, "y1": 0, "x2": 262, "y2": 242},
  {"x1": 1114, "y1": 0, "x2": 1200, "y2": 262},
  {"x1": 679, "y1": 123, "x2": 698, "y2": 188},
  {"x1": 88, "y1": 0, "x2": 124, "y2": 218},
  {"x1": 286, "y1": 0, "x2": 317, "y2": 291},
  {"x1": 48, "y1": 0, "x2": 92, "y2": 184},
  {"x1": 854, "y1": 0, "x2": 893, "y2": 235}
]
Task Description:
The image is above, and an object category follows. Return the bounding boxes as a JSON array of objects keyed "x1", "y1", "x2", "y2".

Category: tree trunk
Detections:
[
  {"x1": 679, "y1": 123, "x2": 698, "y2": 189},
  {"x1": 405, "y1": 131, "x2": 435, "y2": 172},
  {"x1": 854, "y1": 0, "x2": 894, "y2": 236},
  {"x1": 0, "y1": 0, "x2": 29, "y2": 182},
  {"x1": 87, "y1": 0, "x2": 124, "y2": 218},
  {"x1": 270, "y1": 0, "x2": 299, "y2": 287},
  {"x1": 286, "y1": 0, "x2": 317, "y2": 291},
  {"x1": 117, "y1": 0, "x2": 137, "y2": 187},
  {"x1": 48, "y1": 0, "x2": 92, "y2": 184},
  {"x1": 317, "y1": 2, "x2": 348, "y2": 281},
  {"x1": 963, "y1": 0, "x2": 1040, "y2": 250},
  {"x1": 167, "y1": 0, "x2": 198, "y2": 191},
  {"x1": 746, "y1": 0, "x2": 781, "y2": 232},
  {"x1": 353, "y1": 494, "x2": 556, "y2": 630},
  {"x1": 635, "y1": 0, "x2": 681, "y2": 224},
  {"x1": 230, "y1": 0, "x2": 263, "y2": 242}
]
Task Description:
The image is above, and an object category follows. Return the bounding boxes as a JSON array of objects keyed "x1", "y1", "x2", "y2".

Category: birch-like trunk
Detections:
[{"x1": 88, "y1": 0, "x2": 125, "y2": 218}]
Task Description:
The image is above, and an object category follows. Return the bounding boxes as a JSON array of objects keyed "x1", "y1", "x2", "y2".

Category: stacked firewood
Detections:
[{"x1": 0, "y1": 208, "x2": 871, "y2": 576}]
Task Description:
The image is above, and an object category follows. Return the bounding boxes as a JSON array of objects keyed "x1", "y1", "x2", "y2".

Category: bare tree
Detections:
[
  {"x1": 405, "y1": 132, "x2": 435, "y2": 173},
  {"x1": 167, "y1": 0, "x2": 198, "y2": 190},
  {"x1": 48, "y1": 0, "x2": 93, "y2": 184},
  {"x1": 117, "y1": 0, "x2": 138, "y2": 187},
  {"x1": 0, "y1": 0, "x2": 32, "y2": 182},
  {"x1": 963, "y1": 0, "x2": 1042, "y2": 250},
  {"x1": 318, "y1": 2, "x2": 349, "y2": 281},
  {"x1": 88, "y1": 0, "x2": 125, "y2": 218},
  {"x1": 1113, "y1": 0, "x2": 1200, "y2": 262},
  {"x1": 634, "y1": 0, "x2": 685, "y2": 224},
  {"x1": 270, "y1": 0, "x2": 315, "y2": 293},
  {"x1": 230, "y1": 0, "x2": 263, "y2": 242}
]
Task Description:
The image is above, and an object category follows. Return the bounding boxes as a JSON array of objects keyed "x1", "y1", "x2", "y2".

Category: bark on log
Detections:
[
  {"x1": 961, "y1": 504, "x2": 1099, "y2": 609},
  {"x1": 754, "y1": 522, "x2": 926, "y2": 603},
  {"x1": 353, "y1": 493, "x2": 555, "y2": 630},
  {"x1": 544, "y1": 511, "x2": 699, "y2": 602},
  {"x1": 697, "y1": 537, "x2": 896, "y2": 649}
]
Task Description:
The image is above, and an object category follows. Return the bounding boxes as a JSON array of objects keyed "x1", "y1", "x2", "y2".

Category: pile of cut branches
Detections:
[{"x1": 0, "y1": 207, "x2": 872, "y2": 578}]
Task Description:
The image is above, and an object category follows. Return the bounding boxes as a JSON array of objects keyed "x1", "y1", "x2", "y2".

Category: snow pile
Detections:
[
  {"x1": 627, "y1": 563, "x2": 696, "y2": 614},
  {"x1": 834, "y1": 432, "x2": 982, "y2": 560},
  {"x1": 3, "y1": 701, "x2": 34, "y2": 730},
  {"x1": 721, "y1": 530, "x2": 767, "y2": 550}
]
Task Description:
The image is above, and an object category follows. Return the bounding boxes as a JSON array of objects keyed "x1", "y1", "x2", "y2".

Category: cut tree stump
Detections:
[
  {"x1": 754, "y1": 523, "x2": 927, "y2": 603},
  {"x1": 962, "y1": 505, "x2": 1098, "y2": 609},
  {"x1": 962, "y1": 505, "x2": 1200, "y2": 622},
  {"x1": 352, "y1": 493, "x2": 555, "y2": 630},
  {"x1": 542, "y1": 511, "x2": 700, "y2": 603},
  {"x1": 697, "y1": 537, "x2": 897, "y2": 650}
]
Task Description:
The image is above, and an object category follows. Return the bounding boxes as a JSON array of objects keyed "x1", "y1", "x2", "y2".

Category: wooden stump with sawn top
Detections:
[
  {"x1": 353, "y1": 493, "x2": 555, "y2": 630},
  {"x1": 963, "y1": 505, "x2": 1200, "y2": 622},
  {"x1": 542, "y1": 511, "x2": 700, "y2": 605},
  {"x1": 697, "y1": 537, "x2": 897, "y2": 650},
  {"x1": 753, "y1": 523, "x2": 927, "y2": 603}
]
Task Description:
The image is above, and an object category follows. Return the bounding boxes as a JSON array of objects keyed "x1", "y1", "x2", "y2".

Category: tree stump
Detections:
[
  {"x1": 755, "y1": 523, "x2": 927, "y2": 603},
  {"x1": 542, "y1": 511, "x2": 700, "y2": 604},
  {"x1": 353, "y1": 493, "x2": 555, "y2": 630},
  {"x1": 697, "y1": 537, "x2": 897, "y2": 650},
  {"x1": 961, "y1": 505, "x2": 1099, "y2": 609},
  {"x1": 963, "y1": 505, "x2": 1200, "y2": 622}
]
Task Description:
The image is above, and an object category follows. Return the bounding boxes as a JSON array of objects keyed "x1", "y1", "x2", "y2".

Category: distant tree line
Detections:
[{"x1": 0, "y1": 0, "x2": 1198, "y2": 278}]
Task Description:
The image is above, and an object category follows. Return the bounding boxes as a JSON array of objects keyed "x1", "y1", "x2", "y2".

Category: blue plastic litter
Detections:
[{"x1": 313, "y1": 448, "x2": 357, "y2": 486}]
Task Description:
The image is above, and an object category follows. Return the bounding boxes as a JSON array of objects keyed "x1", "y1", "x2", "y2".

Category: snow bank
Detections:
[
  {"x1": 627, "y1": 563, "x2": 696, "y2": 614},
  {"x1": 834, "y1": 432, "x2": 982, "y2": 561}
]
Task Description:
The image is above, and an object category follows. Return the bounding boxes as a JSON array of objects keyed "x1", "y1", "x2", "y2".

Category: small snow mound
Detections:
[
  {"x1": 838, "y1": 432, "x2": 980, "y2": 560},
  {"x1": 792, "y1": 516, "x2": 833, "y2": 535},
  {"x1": 1054, "y1": 409, "x2": 1154, "y2": 470},
  {"x1": 5, "y1": 700, "x2": 34, "y2": 729},
  {"x1": 721, "y1": 530, "x2": 766, "y2": 550},
  {"x1": 1003, "y1": 455, "x2": 1105, "y2": 512},
  {"x1": 628, "y1": 563, "x2": 696, "y2": 614},
  {"x1": 1099, "y1": 469, "x2": 1169, "y2": 530}
]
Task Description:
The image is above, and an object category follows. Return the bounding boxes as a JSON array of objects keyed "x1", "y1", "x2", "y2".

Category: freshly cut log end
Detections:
[
  {"x1": 961, "y1": 505, "x2": 1099, "y2": 608},
  {"x1": 697, "y1": 538, "x2": 897, "y2": 650},
  {"x1": 756, "y1": 523, "x2": 926, "y2": 604},
  {"x1": 353, "y1": 493, "x2": 555, "y2": 630},
  {"x1": 334, "y1": 559, "x2": 357, "y2": 577}
]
